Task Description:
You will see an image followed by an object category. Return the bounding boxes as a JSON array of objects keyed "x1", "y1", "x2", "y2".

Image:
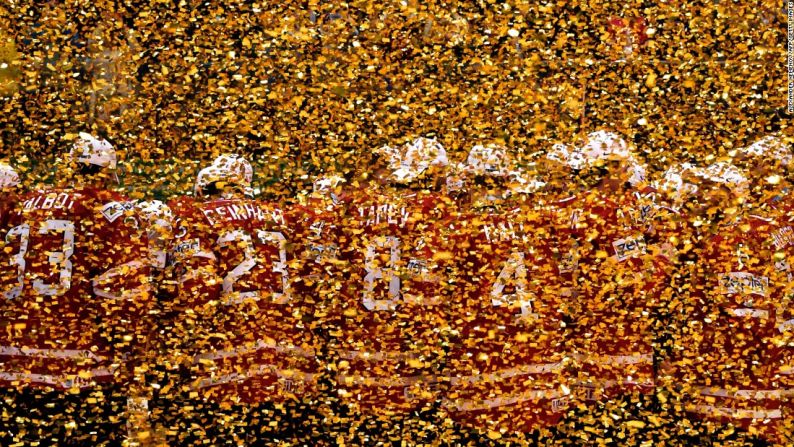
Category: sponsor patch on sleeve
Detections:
[
  {"x1": 174, "y1": 238, "x2": 201, "y2": 256},
  {"x1": 612, "y1": 234, "x2": 647, "y2": 261},
  {"x1": 718, "y1": 272, "x2": 769, "y2": 297}
]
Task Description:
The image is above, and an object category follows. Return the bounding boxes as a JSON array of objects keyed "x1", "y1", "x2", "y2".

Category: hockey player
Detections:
[
  {"x1": 669, "y1": 161, "x2": 790, "y2": 446},
  {"x1": 0, "y1": 132, "x2": 152, "y2": 446},
  {"x1": 331, "y1": 136, "x2": 456, "y2": 446},
  {"x1": 291, "y1": 171, "x2": 346, "y2": 442},
  {"x1": 163, "y1": 154, "x2": 329, "y2": 446},
  {"x1": 551, "y1": 130, "x2": 681, "y2": 446},
  {"x1": 531, "y1": 142, "x2": 586, "y2": 205},
  {"x1": 462, "y1": 143, "x2": 515, "y2": 210},
  {"x1": 443, "y1": 143, "x2": 571, "y2": 446}
]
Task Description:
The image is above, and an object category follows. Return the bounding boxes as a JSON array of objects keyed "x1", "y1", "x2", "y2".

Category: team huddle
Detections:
[{"x1": 0, "y1": 131, "x2": 793, "y2": 446}]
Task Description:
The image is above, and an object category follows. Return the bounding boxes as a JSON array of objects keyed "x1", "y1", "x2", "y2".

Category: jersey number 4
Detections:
[{"x1": 491, "y1": 250, "x2": 536, "y2": 320}]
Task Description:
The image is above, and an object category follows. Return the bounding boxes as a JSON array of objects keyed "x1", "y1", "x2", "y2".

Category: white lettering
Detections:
[
  {"x1": 24, "y1": 193, "x2": 75, "y2": 211},
  {"x1": 202, "y1": 204, "x2": 274, "y2": 224},
  {"x1": 359, "y1": 204, "x2": 409, "y2": 227},
  {"x1": 772, "y1": 226, "x2": 794, "y2": 249},
  {"x1": 719, "y1": 272, "x2": 769, "y2": 297}
]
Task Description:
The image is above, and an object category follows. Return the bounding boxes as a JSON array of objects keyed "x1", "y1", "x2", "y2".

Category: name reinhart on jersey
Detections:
[{"x1": 202, "y1": 202, "x2": 285, "y2": 226}]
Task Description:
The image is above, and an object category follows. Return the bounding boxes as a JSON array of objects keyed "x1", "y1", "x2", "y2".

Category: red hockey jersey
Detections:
[
  {"x1": 443, "y1": 205, "x2": 570, "y2": 435},
  {"x1": 0, "y1": 187, "x2": 151, "y2": 390},
  {"x1": 674, "y1": 213, "x2": 789, "y2": 443},
  {"x1": 772, "y1": 202, "x2": 794, "y2": 445},
  {"x1": 167, "y1": 196, "x2": 328, "y2": 405},
  {"x1": 546, "y1": 188, "x2": 676, "y2": 402},
  {"x1": 332, "y1": 187, "x2": 457, "y2": 415}
]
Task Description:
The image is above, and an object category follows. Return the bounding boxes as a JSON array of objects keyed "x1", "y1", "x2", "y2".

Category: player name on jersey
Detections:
[
  {"x1": 201, "y1": 202, "x2": 285, "y2": 225},
  {"x1": 482, "y1": 219, "x2": 528, "y2": 243},
  {"x1": 357, "y1": 203, "x2": 409, "y2": 227},
  {"x1": 22, "y1": 192, "x2": 76, "y2": 211},
  {"x1": 718, "y1": 272, "x2": 770, "y2": 297},
  {"x1": 771, "y1": 225, "x2": 794, "y2": 249}
]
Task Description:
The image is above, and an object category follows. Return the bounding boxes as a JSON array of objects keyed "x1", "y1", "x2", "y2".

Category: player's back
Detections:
[
  {"x1": 444, "y1": 204, "x2": 569, "y2": 436},
  {"x1": 0, "y1": 187, "x2": 149, "y2": 390},
  {"x1": 545, "y1": 188, "x2": 670, "y2": 399},
  {"x1": 334, "y1": 187, "x2": 457, "y2": 414},
  {"x1": 168, "y1": 196, "x2": 319, "y2": 405},
  {"x1": 769, "y1": 200, "x2": 794, "y2": 416},
  {"x1": 674, "y1": 213, "x2": 788, "y2": 442}
]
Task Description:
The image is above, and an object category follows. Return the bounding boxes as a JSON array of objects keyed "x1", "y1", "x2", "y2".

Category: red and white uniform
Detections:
[
  {"x1": 444, "y1": 204, "x2": 569, "y2": 435},
  {"x1": 0, "y1": 188, "x2": 151, "y2": 390},
  {"x1": 673, "y1": 213, "x2": 789, "y2": 444},
  {"x1": 547, "y1": 188, "x2": 674, "y2": 402},
  {"x1": 333, "y1": 187, "x2": 457, "y2": 415},
  {"x1": 168, "y1": 196, "x2": 329, "y2": 406}
]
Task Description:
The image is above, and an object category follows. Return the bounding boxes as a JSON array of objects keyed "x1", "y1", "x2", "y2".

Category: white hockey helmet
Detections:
[
  {"x1": 390, "y1": 137, "x2": 449, "y2": 183},
  {"x1": 194, "y1": 154, "x2": 254, "y2": 197},
  {"x1": 374, "y1": 144, "x2": 402, "y2": 170},
  {"x1": 734, "y1": 134, "x2": 792, "y2": 169},
  {"x1": 625, "y1": 156, "x2": 647, "y2": 187},
  {"x1": 464, "y1": 143, "x2": 512, "y2": 177},
  {"x1": 0, "y1": 162, "x2": 19, "y2": 189},
  {"x1": 70, "y1": 132, "x2": 117, "y2": 170},
  {"x1": 545, "y1": 142, "x2": 586, "y2": 171},
  {"x1": 579, "y1": 130, "x2": 631, "y2": 164},
  {"x1": 657, "y1": 162, "x2": 701, "y2": 200},
  {"x1": 693, "y1": 161, "x2": 749, "y2": 195},
  {"x1": 577, "y1": 130, "x2": 646, "y2": 186}
]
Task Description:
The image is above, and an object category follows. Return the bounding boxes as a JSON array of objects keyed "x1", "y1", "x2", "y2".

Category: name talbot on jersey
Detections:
[
  {"x1": 202, "y1": 203, "x2": 285, "y2": 226},
  {"x1": 482, "y1": 221, "x2": 527, "y2": 243},
  {"x1": 23, "y1": 193, "x2": 76, "y2": 211}
]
